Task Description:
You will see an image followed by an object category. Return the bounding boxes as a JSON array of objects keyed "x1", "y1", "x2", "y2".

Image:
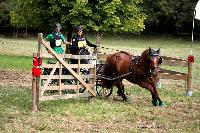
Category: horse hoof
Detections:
[
  {"x1": 152, "y1": 100, "x2": 159, "y2": 106},
  {"x1": 123, "y1": 99, "x2": 128, "y2": 102},
  {"x1": 117, "y1": 91, "x2": 122, "y2": 96},
  {"x1": 122, "y1": 96, "x2": 128, "y2": 102},
  {"x1": 122, "y1": 95, "x2": 128, "y2": 101}
]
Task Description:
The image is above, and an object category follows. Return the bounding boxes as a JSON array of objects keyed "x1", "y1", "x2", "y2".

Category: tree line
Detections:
[{"x1": 0, "y1": 0, "x2": 199, "y2": 36}]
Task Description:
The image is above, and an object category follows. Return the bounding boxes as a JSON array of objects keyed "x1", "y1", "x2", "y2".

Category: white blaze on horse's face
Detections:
[
  {"x1": 150, "y1": 56, "x2": 158, "y2": 69},
  {"x1": 148, "y1": 48, "x2": 160, "y2": 73}
]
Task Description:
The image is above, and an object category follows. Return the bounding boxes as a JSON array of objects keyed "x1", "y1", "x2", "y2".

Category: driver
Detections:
[{"x1": 70, "y1": 26, "x2": 97, "y2": 64}]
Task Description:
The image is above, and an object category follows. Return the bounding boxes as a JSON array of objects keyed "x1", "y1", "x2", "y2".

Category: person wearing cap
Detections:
[
  {"x1": 70, "y1": 26, "x2": 97, "y2": 64},
  {"x1": 45, "y1": 23, "x2": 70, "y2": 54},
  {"x1": 44, "y1": 23, "x2": 71, "y2": 85}
]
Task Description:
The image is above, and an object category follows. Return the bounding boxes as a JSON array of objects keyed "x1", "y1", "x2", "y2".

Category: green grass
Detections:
[
  {"x1": 0, "y1": 54, "x2": 32, "y2": 71},
  {"x1": 0, "y1": 35, "x2": 200, "y2": 132},
  {"x1": 0, "y1": 85, "x2": 199, "y2": 132}
]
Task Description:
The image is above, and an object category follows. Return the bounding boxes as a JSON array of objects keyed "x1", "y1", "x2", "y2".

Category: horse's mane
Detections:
[
  {"x1": 140, "y1": 49, "x2": 149, "y2": 58},
  {"x1": 119, "y1": 51, "x2": 131, "y2": 56}
]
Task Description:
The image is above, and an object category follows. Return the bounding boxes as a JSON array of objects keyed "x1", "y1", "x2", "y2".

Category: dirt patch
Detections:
[{"x1": 0, "y1": 69, "x2": 32, "y2": 87}]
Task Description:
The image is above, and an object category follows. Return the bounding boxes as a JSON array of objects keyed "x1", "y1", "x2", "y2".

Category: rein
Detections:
[{"x1": 96, "y1": 72, "x2": 133, "y2": 81}]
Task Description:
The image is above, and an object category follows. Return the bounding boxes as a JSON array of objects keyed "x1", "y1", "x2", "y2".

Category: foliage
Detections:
[
  {"x1": 143, "y1": 0, "x2": 198, "y2": 33},
  {"x1": 8, "y1": 0, "x2": 145, "y2": 34},
  {"x1": 9, "y1": 0, "x2": 44, "y2": 30},
  {"x1": 0, "y1": 0, "x2": 16, "y2": 26},
  {"x1": 0, "y1": 0, "x2": 199, "y2": 35},
  {"x1": 66, "y1": 0, "x2": 146, "y2": 33}
]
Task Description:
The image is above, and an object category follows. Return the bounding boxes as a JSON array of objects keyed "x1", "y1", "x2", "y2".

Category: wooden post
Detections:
[
  {"x1": 36, "y1": 76, "x2": 40, "y2": 106},
  {"x1": 37, "y1": 33, "x2": 42, "y2": 105},
  {"x1": 186, "y1": 61, "x2": 193, "y2": 96},
  {"x1": 95, "y1": 33, "x2": 101, "y2": 54},
  {"x1": 77, "y1": 57, "x2": 80, "y2": 93},
  {"x1": 32, "y1": 76, "x2": 37, "y2": 112},
  {"x1": 88, "y1": 67, "x2": 95, "y2": 102},
  {"x1": 38, "y1": 33, "x2": 43, "y2": 53},
  {"x1": 59, "y1": 63, "x2": 62, "y2": 95},
  {"x1": 96, "y1": 33, "x2": 101, "y2": 46},
  {"x1": 32, "y1": 53, "x2": 39, "y2": 112}
]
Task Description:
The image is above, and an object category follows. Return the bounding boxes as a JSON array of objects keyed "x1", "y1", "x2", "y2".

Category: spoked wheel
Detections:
[
  {"x1": 96, "y1": 86, "x2": 113, "y2": 97},
  {"x1": 95, "y1": 62, "x2": 113, "y2": 97},
  {"x1": 96, "y1": 78, "x2": 113, "y2": 98}
]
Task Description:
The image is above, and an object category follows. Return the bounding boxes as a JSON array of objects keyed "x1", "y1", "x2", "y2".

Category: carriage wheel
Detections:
[{"x1": 96, "y1": 86, "x2": 113, "y2": 97}]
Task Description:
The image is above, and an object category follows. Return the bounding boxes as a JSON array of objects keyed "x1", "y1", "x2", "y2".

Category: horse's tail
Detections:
[{"x1": 103, "y1": 55, "x2": 115, "y2": 88}]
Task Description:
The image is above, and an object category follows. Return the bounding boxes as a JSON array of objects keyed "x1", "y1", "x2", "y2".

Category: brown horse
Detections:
[{"x1": 102, "y1": 47, "x2": 164, "y2": 106}]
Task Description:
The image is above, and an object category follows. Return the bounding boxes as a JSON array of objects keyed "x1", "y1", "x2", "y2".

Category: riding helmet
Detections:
[
  {"x1": 76, "y1": 26, "x2": 83, "y2": 32},
  {"x1": 55, "y1": 22, "x2": 62, "y2": 29}
]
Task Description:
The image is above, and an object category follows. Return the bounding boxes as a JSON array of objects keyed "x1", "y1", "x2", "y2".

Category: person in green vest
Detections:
[
  {"x1": 45, "y1": 22, "x2": 70, "y2": 54},
  {"x1": 44, "y1": 23, "x2": 71, "y2": 85}
]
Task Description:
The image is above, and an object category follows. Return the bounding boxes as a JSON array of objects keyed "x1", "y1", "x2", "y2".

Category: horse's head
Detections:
[{"x1": 147, "y1": 47, "x2": 162, "y2": 74}]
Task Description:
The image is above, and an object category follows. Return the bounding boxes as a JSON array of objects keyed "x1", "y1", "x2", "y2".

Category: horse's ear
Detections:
[
  {"x1": 158, "y1": 57, "x2": 162, "y2": 64},
  {"x1": 149, "y1": 47, "x2": 154, "y2": 54},
  {"x1": 149, "y1": 47, "x2": 151, "y2": 51},
  {"x1": 157, "y1": 48, "x2": 161, "y2": 55}
]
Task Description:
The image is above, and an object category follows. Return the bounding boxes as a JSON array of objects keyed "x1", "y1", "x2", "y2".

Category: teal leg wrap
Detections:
[
  {"x1": 152, "y1": 99, "x2": 159, "y2": 106},
  {"x1": 159, "y1": 101, "x2": 167, "y2": 107}
]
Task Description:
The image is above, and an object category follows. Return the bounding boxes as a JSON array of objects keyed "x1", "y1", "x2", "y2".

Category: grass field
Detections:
[{"x1": 0, "y1": 35, "x2": 200, "y2": 132}]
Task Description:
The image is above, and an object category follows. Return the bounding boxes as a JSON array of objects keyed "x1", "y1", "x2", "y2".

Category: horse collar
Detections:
[{"x1": 129, "y1": 56, "x2": 153, "y2": 80}]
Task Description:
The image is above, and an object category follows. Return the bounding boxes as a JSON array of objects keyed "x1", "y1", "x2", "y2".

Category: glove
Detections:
[{"x1": 65, "y1": 41, "x2": 71, "y2": 46}]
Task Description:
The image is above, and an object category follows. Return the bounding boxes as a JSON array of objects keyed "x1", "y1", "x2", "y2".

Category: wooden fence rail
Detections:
[{"x1": 158, "y1": 56, "x2": 193, "y2": 96}]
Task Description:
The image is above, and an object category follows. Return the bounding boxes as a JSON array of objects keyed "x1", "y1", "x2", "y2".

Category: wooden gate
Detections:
[{"x1": 32, "y1": 33, "x2": 96, "y2": 112}]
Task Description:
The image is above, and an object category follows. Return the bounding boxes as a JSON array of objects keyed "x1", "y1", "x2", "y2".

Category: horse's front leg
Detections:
[
  {"x1": 137, "y1": 79, "x2": 164, "y2": 106},
  {"x1": 151, "y1": 83, "x2": 165, "y2": 106},
  {"x1": 150, "y1": 77, "x2": 166, "y2": 106}
]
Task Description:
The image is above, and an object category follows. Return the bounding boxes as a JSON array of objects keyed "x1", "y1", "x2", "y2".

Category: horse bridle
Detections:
[{"x1": 147, "y1": 52, "x2": 161, "y2": 75}]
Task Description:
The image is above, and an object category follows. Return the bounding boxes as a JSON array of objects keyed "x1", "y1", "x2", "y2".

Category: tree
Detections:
[
  {"x1": 9, "y1": 0, "x2": 50, "y2": 37},
  {"x1": 143, "y1": 0, "x2": 197, "y2": 33},
  {"x1": 65, "y1": 0, "x2": 145, "y2": 33},
  {"x1": 8, "y1": 0, "x2": 145, "y2": 39},
  {"x1": 0, "y1": 0, "x2": 16, "y2": 33}
]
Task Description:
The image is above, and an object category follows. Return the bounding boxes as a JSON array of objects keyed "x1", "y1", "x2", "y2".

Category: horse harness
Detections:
[
  {"x1": 97, "y1": 52, "x2": 159, "y2": 81},
  {"x1": 129, "y1": 55, "x2": 153, "y2": 82}
]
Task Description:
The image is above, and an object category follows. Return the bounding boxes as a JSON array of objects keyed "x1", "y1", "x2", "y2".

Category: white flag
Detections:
[{"x1": 195, "y1": 0, "x2": 200, "y2": 20}]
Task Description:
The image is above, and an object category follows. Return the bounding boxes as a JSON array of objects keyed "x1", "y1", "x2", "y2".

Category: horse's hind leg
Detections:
[{"x1": 116, "y1": 80, "x2": 127, "y2": 101}]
